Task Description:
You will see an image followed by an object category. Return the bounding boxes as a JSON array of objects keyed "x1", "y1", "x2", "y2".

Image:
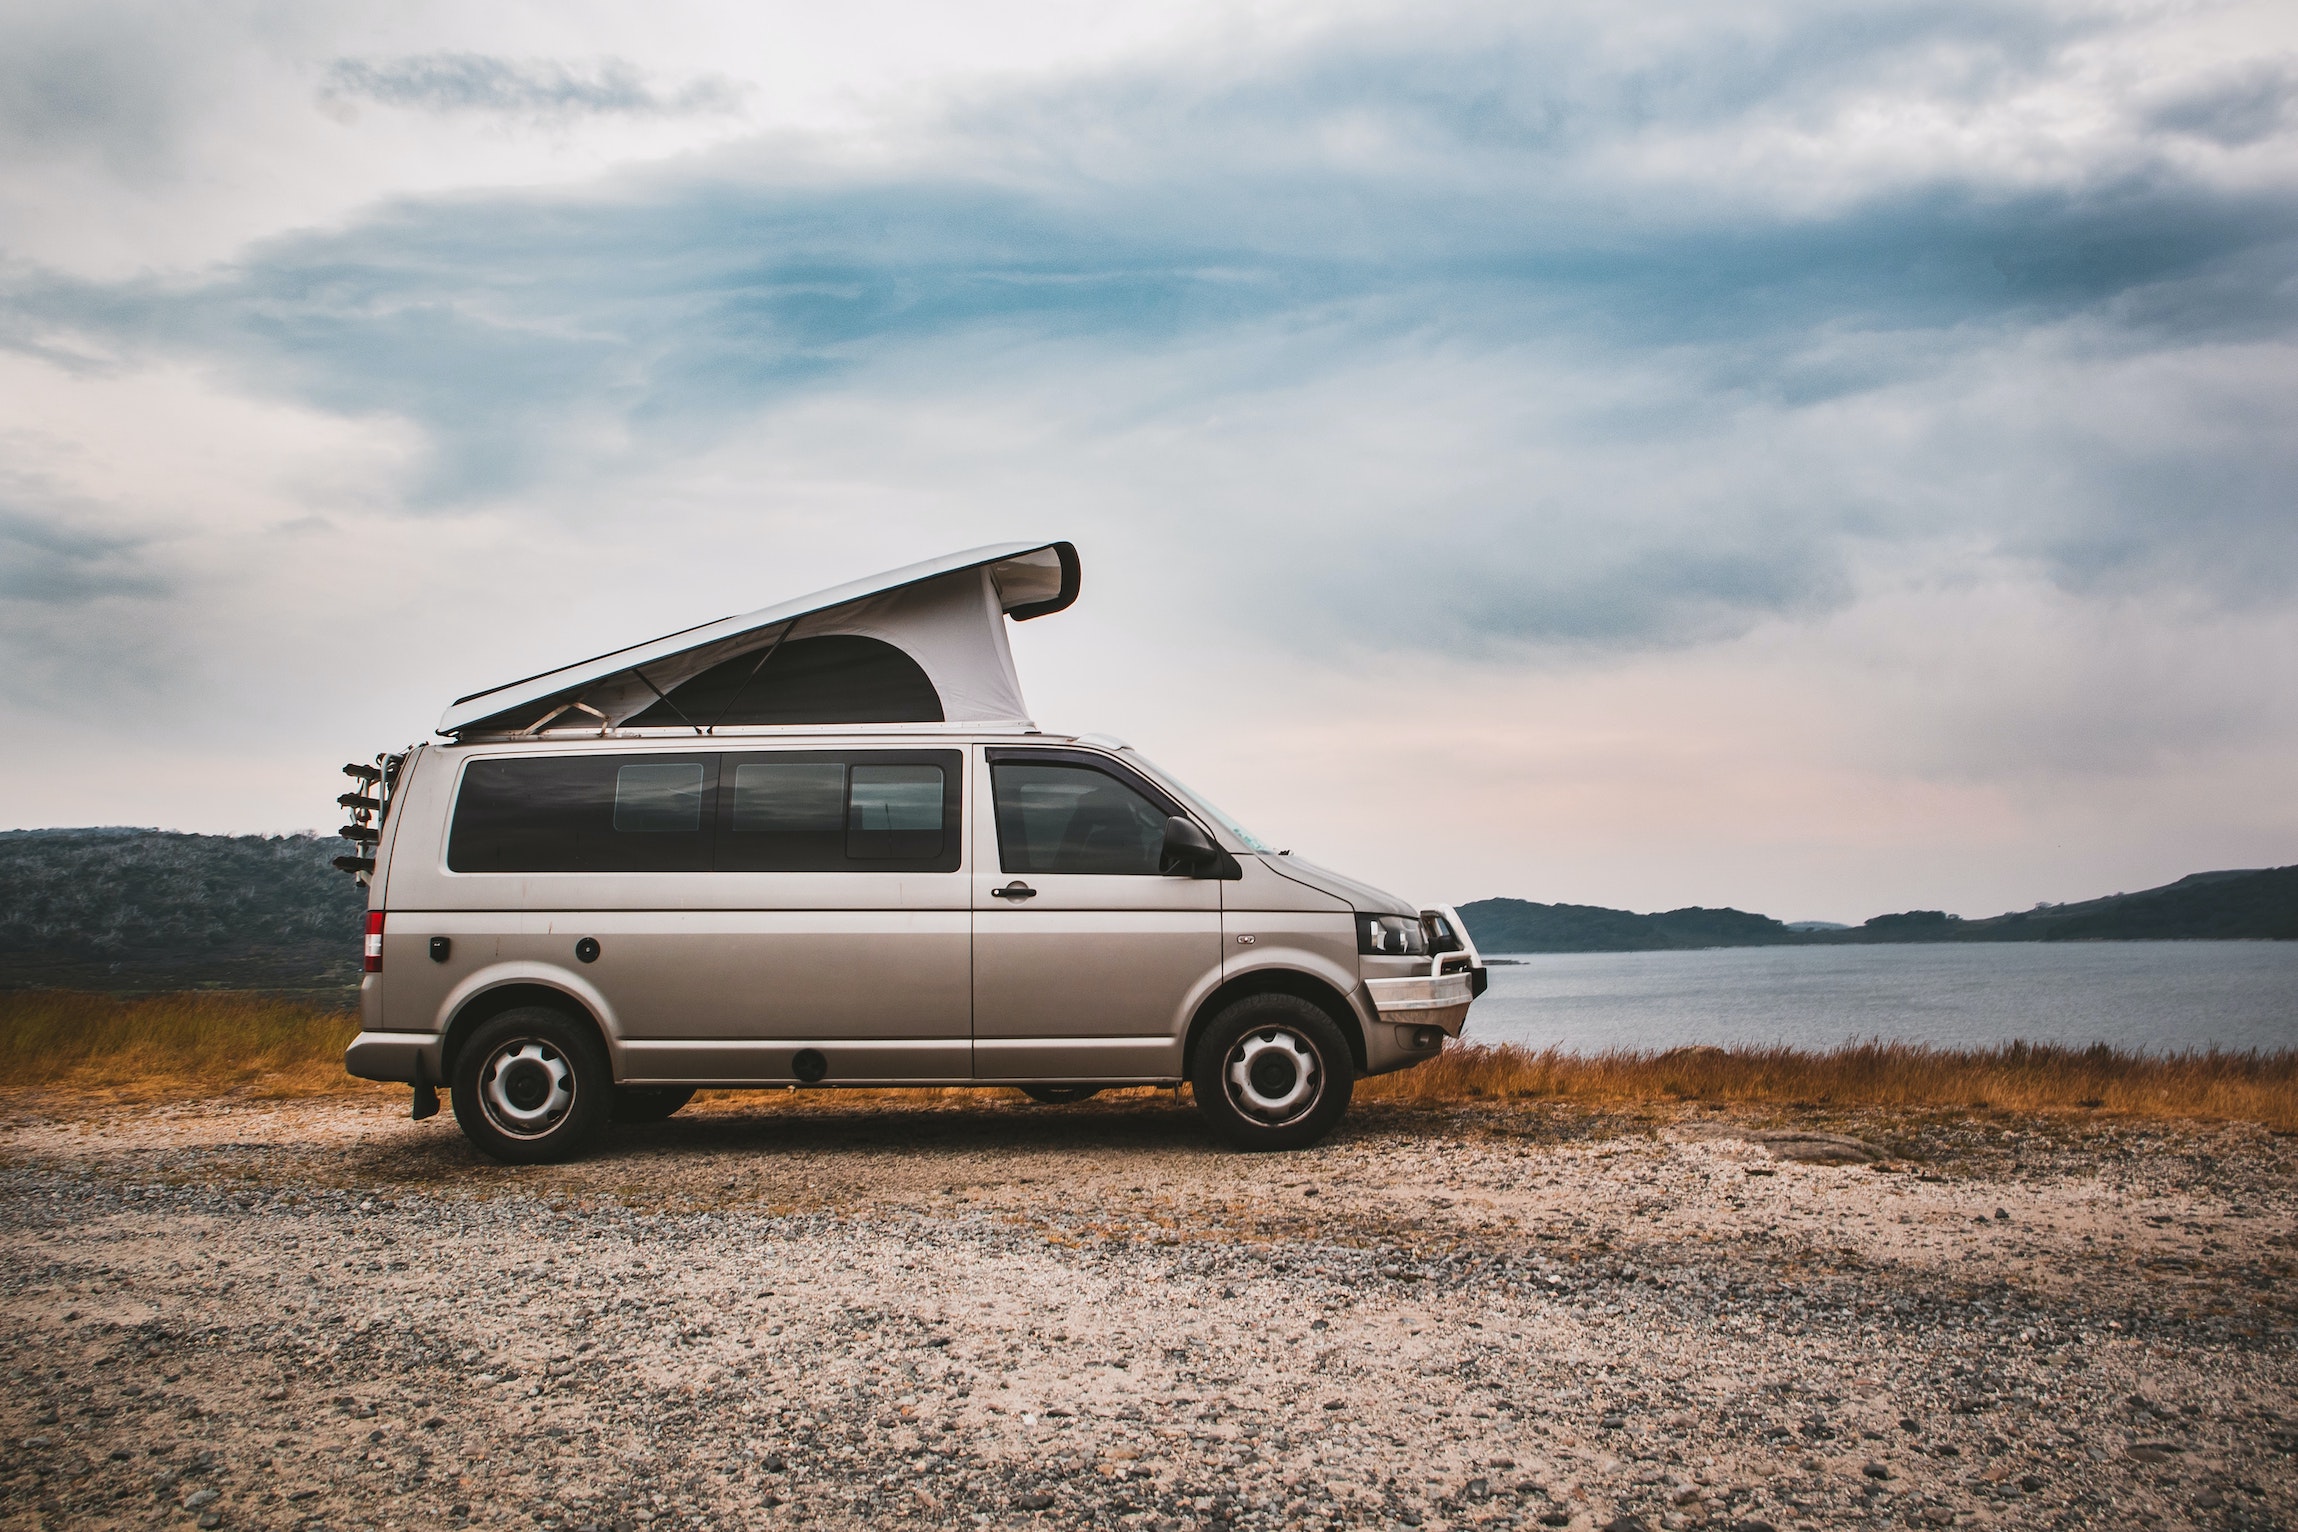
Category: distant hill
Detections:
[
  {"x1": 3, "y1": 828, "x2": 2289, "y2": 985},
  {"x1": 0, "y1": 828, "x2": 364, "y2": 992},
  {"x1": 1462, "y1": 865, "x2": 2298, "y2": 953},
  {"x1": 1456, "y1": 899, "x2": 1802, "y2": 954},
  {"x1": 1941, "y1": 866, "x2": 2298, "y2": 943}
]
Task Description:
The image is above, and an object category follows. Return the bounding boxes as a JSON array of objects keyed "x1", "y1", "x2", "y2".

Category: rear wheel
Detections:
[
  {"x1": 612, "y1": 1085, "x2": 696, "y2": 1124},
  {"x1": 1190, "y1": 994, "x2": 1354, "y2": 1151},
  {"x1": 1019, "y1": 1085, "x2": 1103, "y2": 1106},
  {"x1": 451, "y1": 1007, "x2": 611, "y2": 1164}
]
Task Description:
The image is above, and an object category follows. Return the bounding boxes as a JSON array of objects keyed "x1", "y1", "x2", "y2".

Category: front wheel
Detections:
[
  {"x1": 451, "y1": 1007, "x2": 612, "y2": 1164},
  {"x1": 1190, "y1": 995, "x2": 1354, "y2": 1151}
]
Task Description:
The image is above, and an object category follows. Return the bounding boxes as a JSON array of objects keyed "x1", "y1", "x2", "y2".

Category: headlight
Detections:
[{"x1": 1356, "y1": 913, "x2": 1427, "y2": 956}]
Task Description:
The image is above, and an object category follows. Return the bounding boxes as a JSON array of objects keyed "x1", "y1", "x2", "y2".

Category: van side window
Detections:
[
  {"x1": 716, "y1": 750, "x2": 962, "y2": 873},
  {"x1": 729, "y1": 761, "x2": 845, "y2": 832},
  {"x1": 449, "y1": 750, "x2": 961, "y2": 874},
  {"x1": 848, "y1": 764, "x2": 946, "y2": 860},
  {"x1": 614, "y1": 762, "x2": 707, "y2": 832},
  {"x1": 449, "y1": 755, "x2": 717, "y2": 873},
  {"x1": 992, "y1": 762, "x2": 1170, "y2": 876}
]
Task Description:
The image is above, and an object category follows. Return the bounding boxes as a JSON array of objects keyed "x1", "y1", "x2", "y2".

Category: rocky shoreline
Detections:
[{"x1": 2, "y1": 1093, "x2": 2291, "y2": 1532}]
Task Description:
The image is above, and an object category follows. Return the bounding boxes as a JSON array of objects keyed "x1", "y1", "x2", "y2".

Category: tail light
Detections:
[{"x1": 365, "y1": 911, "x2": 386, "y2": 973}]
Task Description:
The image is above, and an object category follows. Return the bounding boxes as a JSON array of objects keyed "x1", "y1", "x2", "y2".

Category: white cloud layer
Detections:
[{"x1": 1, "y1": 0, "x2": 2293, "y2": 920}]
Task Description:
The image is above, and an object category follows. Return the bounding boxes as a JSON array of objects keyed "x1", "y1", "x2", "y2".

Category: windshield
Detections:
[{"x1": 1124, "y1": 751, "x2": 1276, "y2": 854}]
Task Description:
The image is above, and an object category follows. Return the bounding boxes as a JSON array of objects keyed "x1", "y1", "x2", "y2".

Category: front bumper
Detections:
[
  {"x1": 346, "y1": 1031, "x2": 443, "y2": 1085},
  {"x1": 1364, "y1": 970, "x2": 1478, "y2": 1038}
]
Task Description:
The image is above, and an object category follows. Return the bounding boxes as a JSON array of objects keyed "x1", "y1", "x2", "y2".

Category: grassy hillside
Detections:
[
  {"x1": 1964, "y1": 866, "x2": 2298, "y2": 942},
  {"x1": 1456, "y1": 898, "x2": 1802, "y2": 953},
  {"x1": 0, "y1": 828, "x2": 364, "y2": 992},
  {"x1": 1463, "y1": 865, "x2": 2298, "y2": 953}
]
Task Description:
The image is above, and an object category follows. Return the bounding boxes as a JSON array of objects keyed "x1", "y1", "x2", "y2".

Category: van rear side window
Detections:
[
  {"x1": 450, "y1": 755, "x2": 716, "y2": 873},
  {"x1": 717, "y1": 751, "x2": 960, "y2": 872},
  {"x1": 848, "y1": 764, "x2": 945, "y2": 859},
  {"x1": 613, "y1": 762, "x2": 707, "y2": 832},
  {"x1": 448, "y1": 750, "x2": 961, "y2": 874},
  {"x1": 729, "y1": 761, "x2": 845, "y2": 832}
]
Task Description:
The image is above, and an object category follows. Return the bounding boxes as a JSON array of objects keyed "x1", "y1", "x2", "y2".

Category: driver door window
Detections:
[{"x1": 993, "y1": 762, "x2": 1169, "y2": 876}]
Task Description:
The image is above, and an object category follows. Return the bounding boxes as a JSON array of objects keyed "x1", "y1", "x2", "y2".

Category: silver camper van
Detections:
[{"x1": 339, "y1": 542, "x2": 1484, "y2": 1162}]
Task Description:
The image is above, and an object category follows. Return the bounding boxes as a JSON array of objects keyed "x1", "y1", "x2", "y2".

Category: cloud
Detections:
[
  {"x1": 4, "y1": 0, "x2": 2295, "y2": 659},
  {"x1": 0, "y1": 483, "x2": 164, "y2": 604},
  {"x1": 319, "y1": 53, "x2": 747, "y2": 122},
  {"x1": 2148, "y1": 60, "x2": 2298, "y2": 149},
  {"x1": 0, "y1": 3, "x2": 200, "y2": 177}
]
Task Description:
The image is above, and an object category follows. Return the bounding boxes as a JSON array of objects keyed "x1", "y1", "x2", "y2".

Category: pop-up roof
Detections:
[{"x1": 439, "y1": 541, "x2": 1078, "y2": 737}]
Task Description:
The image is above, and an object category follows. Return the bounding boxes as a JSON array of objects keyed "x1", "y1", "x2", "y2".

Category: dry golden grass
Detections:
[
  {"x1": 0, "y1": 989, "x2": 370, "y2": 1099},
  {"x1": 4, "y1": 991, "x2": 2293, "y2": 1129},
  {"x1": 1355, "y1": 1039, "x2": 2298, "y2": 1129}
]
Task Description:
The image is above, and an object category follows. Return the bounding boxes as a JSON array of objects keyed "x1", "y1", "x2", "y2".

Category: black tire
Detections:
[
  {"x1": 450, "y1": 1007, "x2": 612, "y2": 1164},
  {"x1": 612, "y1": 1085, "x2": 697, "y2": 1124},
  {"x1": 1190, "y1": 993, "x2": 1354, "y2": 1151},
  {"x1": 1019, "y1": 1085, "x2": 1103, "y2": 1106}
]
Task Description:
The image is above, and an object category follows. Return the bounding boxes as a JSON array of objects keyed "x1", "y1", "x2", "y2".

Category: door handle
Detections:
[{"x1": 992, "y1": 881, "x2": 1038, "y2": 901}]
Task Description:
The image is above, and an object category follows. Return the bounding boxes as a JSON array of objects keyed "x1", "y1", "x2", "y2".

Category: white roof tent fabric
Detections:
[{"x1": 439, "y1": 541, "x2": 1078, "y2": 738}]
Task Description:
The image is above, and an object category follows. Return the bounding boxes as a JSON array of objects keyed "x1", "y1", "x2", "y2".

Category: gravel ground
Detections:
[{"x1": 2, "y1": 1091, "x2": 2293, "y2": 1532}]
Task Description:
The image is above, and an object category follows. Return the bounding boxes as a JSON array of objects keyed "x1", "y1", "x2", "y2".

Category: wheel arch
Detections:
[
  {"x1": 440, "y1": 983, "x2": 611, "y2": 1084},
  {"x1": 1184, "y1": 968, "x2": 1368, "y2": 1078}
]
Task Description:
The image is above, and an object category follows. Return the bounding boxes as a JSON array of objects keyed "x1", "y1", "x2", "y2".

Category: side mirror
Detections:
[{"x1": 1159, "y1": 816, "x2": 1221, "y2": 876}]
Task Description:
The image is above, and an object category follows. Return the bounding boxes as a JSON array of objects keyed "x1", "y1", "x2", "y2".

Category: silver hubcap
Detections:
[
  {"x1": 480, "y1": 1039, "x2": 575, "y2": 1138},
  {"x1": 1223, "y1": 1026, "x2": 1323, "y2": 1127}
]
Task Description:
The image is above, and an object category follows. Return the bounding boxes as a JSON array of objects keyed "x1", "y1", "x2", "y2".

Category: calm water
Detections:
[{"x1": 1460, "y1": 941, "x2": 2298, "y2": 1055}]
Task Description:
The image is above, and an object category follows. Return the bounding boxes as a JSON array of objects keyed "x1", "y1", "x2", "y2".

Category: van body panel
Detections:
[
  {"x1": 373, "y1": 742, "x2": 454, "y2": 905},
  {"x1": 1224, "y1": 851, "x2": 1354, "y2": 916},
  {"x1": 971, "y1": 1036, "x2": 1182, "y2": 1079},
  {"x1": 404, "y1": 870, "x2": 971, "y2": 913},
  {"x1": 1260, "y1": 854, "x2": 1420, "y2": 919},
  {"x1": 967, "y1": 745, "x2": 1223, "y2": 1075},
  {"x1": 617, "y1": 1037, "x2": 971, "y2": 1085},
  {"x1": 359, "y1": 743, "x2": 431, "y2": 1039},
  {"x1": 970, "y1": 905, "x2": 1221, "y2": 1036},
  {"x1": 392, "y1": 902, "x2": 971, "y2": 1068},
  {"x1": 376, "y1": 913, "x2": 598, "y2": 1040},
  {"x1": 1214, "y1": 938, "x2": 1364, "y2": 1009},
  {"x1": 431, "y1": 960, "x2": 624, "y2": 1041},
  {"x1": 505, "y1": 909, "x2": 972, "y2": 1045},
  {"x1": 360, "y1": 741, "x2": 422, "y2": 912},
  {"x1": 1218, "y1": 856, "x2": 1359, "y2": 999}
]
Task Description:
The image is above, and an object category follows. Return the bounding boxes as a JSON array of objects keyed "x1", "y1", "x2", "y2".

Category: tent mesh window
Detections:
[{"x1": 626, "y1": 635, "x2": 945, "y2": 728}]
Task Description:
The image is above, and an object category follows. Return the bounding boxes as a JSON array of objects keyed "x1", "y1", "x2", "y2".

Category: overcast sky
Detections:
[{"x1": 3, "y1": 0, "x2": 2294, "y2": 922}]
